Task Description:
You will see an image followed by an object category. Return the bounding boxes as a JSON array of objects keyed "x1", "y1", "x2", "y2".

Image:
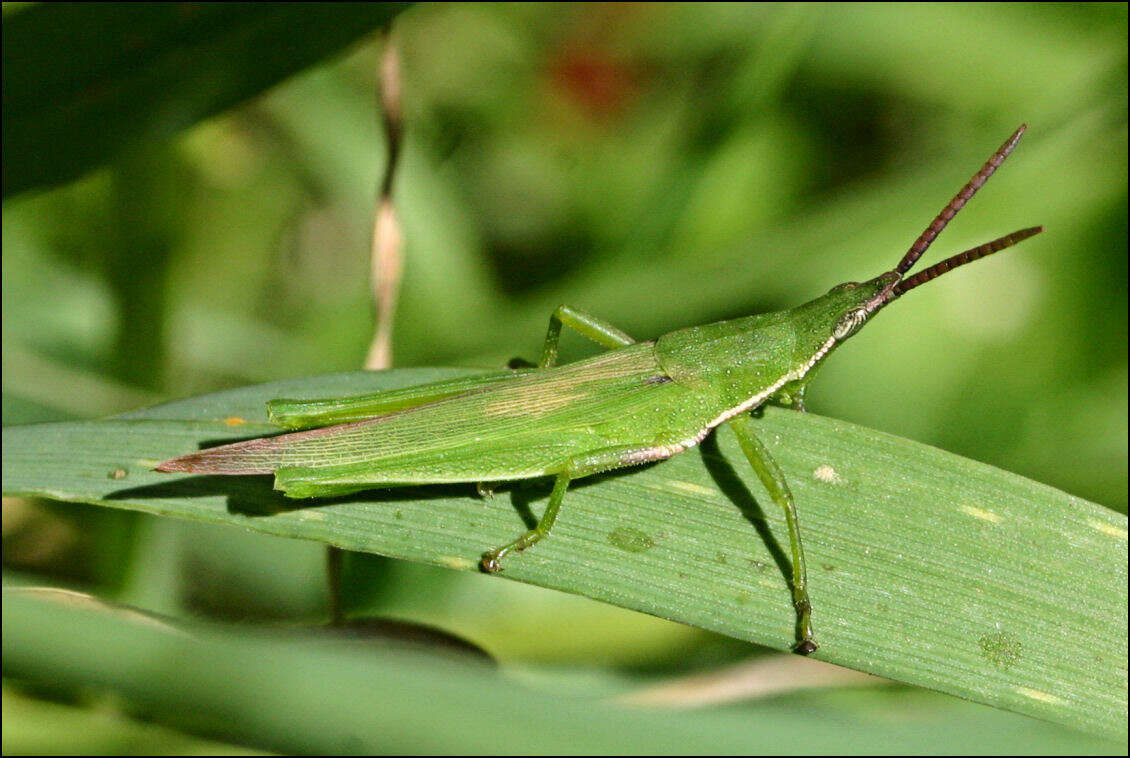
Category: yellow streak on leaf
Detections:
[
  {"x1": 224, "y1": 417, "x2": 246, "y2": 426},
  {"x1": 1087, "y1": 519, "x2": 1127, "y2": 540},
  {"x1": 665, "y1": 480, "x2": 717, "y2": 497},
  {"x1": 959, "y1": 504, "x2": 1003, "y2": 524},
  {"x1": 1014, "y1": 686, "x2": 1066, "y2": 705}
]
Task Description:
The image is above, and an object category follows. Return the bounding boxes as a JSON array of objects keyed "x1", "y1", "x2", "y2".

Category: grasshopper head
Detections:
[{"x1": 792, "y1": 125, "x2": 1043, "y2": 372}]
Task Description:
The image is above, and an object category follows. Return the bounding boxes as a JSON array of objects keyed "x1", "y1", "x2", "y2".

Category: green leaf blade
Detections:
[{"x1": 2, "y1": 369, "x2": 1126, "y2": 737}]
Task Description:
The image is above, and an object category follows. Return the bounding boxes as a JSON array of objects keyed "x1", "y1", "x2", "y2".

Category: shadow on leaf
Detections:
[
  {"x1": 105, "y1": 475, "x2": 477, "y2": 517},
  {"x1": 699, "y1": 432, "x2": 792, "y2": 591}
]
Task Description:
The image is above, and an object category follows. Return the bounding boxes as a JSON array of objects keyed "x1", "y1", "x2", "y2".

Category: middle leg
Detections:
[
  {"x1": 480, "y1": 444, "x2": 663, "y2": 571},
  {"x1": 728, "y1": 412, "x2": 817, "y2": 653}
]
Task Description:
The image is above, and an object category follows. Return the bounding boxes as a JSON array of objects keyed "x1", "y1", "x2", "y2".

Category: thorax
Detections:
[{"x1": 654, "y1": 312, "x2": 798, "y2": 411}]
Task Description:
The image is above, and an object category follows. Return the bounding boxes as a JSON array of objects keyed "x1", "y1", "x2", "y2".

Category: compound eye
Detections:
[
  {"x1": 833, "y1": 308, "x2": 868, "y2": 340},
  {"x1": 830, "y1": 281, "x2": 860, "y2": 293}
]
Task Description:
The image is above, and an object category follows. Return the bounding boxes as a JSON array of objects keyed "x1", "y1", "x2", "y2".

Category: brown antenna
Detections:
[
  {"x1": 895, "y1": 124, "x2": 1028, "y2": 276},
  {"x1": 892, "y1": 226, "x2": 1043, "y2": 297}
]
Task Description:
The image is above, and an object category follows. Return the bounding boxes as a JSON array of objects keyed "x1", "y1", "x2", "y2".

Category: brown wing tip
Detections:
[
  {"x1": 154, "y1": 455, "x2": 202, "y2": 473},
  {"x1": 153, "y1": 450, "x2": 272, "y2": 475}
]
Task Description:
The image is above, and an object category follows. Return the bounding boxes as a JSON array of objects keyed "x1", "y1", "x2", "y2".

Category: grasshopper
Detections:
[{"x1": 158, "y1": 125, "x2": 1042, "y2": 653}]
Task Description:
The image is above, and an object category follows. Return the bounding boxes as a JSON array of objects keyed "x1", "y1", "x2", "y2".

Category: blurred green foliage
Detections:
[
  {"x1": 1, "y1": 2, "x2": 412, "y2": 196},
  {"x1": 2, "y1": 2, "x2": 1126, "y2": 754}
]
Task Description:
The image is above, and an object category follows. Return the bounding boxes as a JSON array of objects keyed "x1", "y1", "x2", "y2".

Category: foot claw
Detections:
[
  {"x1": 793, "y1": 638, "x2": 819, "y2": 655},
  {"x1": 480, "y1": 552, "x2": 502, "y2": 573}
]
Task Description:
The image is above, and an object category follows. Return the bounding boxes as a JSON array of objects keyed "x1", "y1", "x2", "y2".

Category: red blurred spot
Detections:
[{"x1": 550, "y1": 46, "x2": 636, "y2": 119}]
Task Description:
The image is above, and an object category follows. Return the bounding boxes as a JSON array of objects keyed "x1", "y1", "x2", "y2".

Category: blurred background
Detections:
[{"x1": 3, "y1": 2, "x2": 1126, "y2": 754}]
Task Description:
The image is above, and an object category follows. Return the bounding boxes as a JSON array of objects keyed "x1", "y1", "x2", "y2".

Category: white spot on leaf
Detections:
[
  {"x1": 812, "y1": 464, "x2": 841, "y2": 484},
  {"x1": 441, "y1": 556, "x2": 474, "y2": 571}
]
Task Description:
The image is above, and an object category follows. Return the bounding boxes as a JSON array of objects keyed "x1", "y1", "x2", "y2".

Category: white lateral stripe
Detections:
[{"x1": 625, "y1": 333, "x2": 839, "y2": 465}]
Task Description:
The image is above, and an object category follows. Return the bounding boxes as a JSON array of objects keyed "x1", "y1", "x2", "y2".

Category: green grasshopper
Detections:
[{"x1": 158, "y1": 125, "x2": 1042, "y2": 653}]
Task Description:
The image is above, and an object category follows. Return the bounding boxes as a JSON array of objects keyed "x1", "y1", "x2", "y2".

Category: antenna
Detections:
[
  {"x1": 895, "y1": 124, "x2": 1028, "y2": 276},
  {"x1": 892, "y1": 226, "x2": 1043, "y2": 297}
]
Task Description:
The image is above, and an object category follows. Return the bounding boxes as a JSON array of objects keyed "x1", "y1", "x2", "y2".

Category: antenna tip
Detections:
[
  {"x1": 1011, "y1": 225, "x2": 1044, "y2": 243},
  {"x1": 1005, "y1": 124, "x2": 1028, "y2": 148}
]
